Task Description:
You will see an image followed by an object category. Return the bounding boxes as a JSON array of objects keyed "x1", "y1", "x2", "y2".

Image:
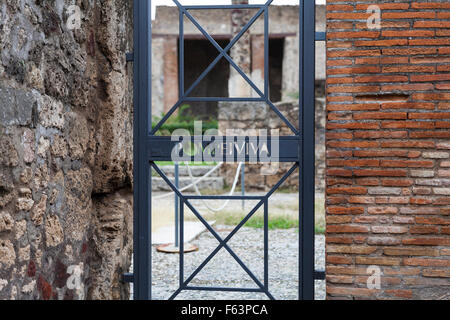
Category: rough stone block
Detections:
[
  {"x1": 0, "y1": 240, "x2": 16, "y2": 268},
  {"x1": 0, "y1": 87, "x2": 35, "y2": 126},
  {"x1": 38, "y1": 94, "x2": 65, "y2": 129},
  {"x1": 44, "y1": 215, "x2": 64, "y2": 247},
  {"x1": 0, "y1": 212, "x2": 13, "y2": 233}
]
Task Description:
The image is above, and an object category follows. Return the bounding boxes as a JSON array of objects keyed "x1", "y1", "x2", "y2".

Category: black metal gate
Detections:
[{"x1": 127, "y1": 0, "x2": 323, "y2": 300}]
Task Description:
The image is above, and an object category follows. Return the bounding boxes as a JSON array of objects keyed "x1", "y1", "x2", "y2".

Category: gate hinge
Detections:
[
  {"x1": 122, "y1": 273, "x2": 134, "y2": 283},
  {"x1": 314, "y1": 270, "x2": 326, "y2": 280},
  {"x1": 126, "y1": 52, "x2": 134, "y2": 62}
]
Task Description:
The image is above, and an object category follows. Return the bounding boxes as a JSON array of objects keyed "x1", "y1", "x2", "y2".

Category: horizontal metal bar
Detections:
[
  {"x1": 122, "y1": 273, "x2": 134, "y2": 283},
  {"x1": 183, "y1": 97, "x2": 265, "y2": 102},
  {"x1": 175, "y1": 33, "x2": 297, "y2": 40},
  {"x1": 315, "y1": 32, "x2": 326, "y2": 41},
  {"x1": 185, "y1": 195, "x2": 264, "y2": 200},
  {"x1": 184, "y1": 286, "x2": 264, "y2": 293},
  {"x1": 184, "y1": 5, "x2": 264, "y2": 10},
  {"x1": 146, "y1": 136, "x2": 301, "y2": 162},
  {"x1": 155, "y1": 32, "x2": 325, "y2": 42},
  {"x1": 314, "y1": 270, "x2": 326, "y2": 280}
]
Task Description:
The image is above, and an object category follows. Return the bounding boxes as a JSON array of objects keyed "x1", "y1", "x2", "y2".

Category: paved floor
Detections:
[
  {"x1": 152, "y1": 221, "x2": 215, "y2": 245},
  {"x1": 132, "y1": 191, "x2": 326, "y2": 300}
]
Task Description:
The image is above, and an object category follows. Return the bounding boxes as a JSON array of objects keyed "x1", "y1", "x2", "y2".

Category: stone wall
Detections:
[
  {"x1": 0, "y1": 0, "x2": 133, "y2": 300},
  {"x1": 218, "y1": 84, "x2": 326, "y2": 192},
  {"x1": 326, "y1": 0, "x2": 450, "y2": 300}
]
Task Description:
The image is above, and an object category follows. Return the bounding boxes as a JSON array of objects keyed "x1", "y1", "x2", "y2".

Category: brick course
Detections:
[{"x1": 326, "y1": 0, "x2": 450, "y2": 300}]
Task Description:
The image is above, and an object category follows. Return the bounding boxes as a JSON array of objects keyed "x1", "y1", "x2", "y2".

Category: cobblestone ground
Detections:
[{"x1": 131, "y1": 226, "x2": 325, "y2": 300}]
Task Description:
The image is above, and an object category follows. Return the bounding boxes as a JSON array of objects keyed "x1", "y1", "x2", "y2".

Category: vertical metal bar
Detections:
[
  {"x1": 298, "y1": 0, "x2": 304, "y2": 302},
  {"x1": 299, "y1": 0, "x2": 315, "y2": 300},
  {"x1": 180, "y1": 201, "x2": 184, "y2": 288},
  {"x1": 175, "y1": 162, "x2": 179, "y2": 247},
  {"x1": 264, "y1": 198, "x2": 269, "y2": 290},
  {"x1": 133, "y1": 0, "x2": 152, "y2": 300},
  {"x1": 179, "y1": 9, "x2": 184, "y2": 97},
  {"x1": 264, "y1": 5, "x2": 269, "y2": 99},
  {"x1": 241, "y1": 163, "x2": 245, "y2": 210}
]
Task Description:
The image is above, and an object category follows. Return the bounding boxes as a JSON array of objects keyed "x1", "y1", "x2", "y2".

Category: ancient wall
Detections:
[
  {"x1": 0, "y1": 0, "x2": 133, "y2": 300},
  {"x1": 326, "y1": 0, "x2": 450, "y2": 299}
]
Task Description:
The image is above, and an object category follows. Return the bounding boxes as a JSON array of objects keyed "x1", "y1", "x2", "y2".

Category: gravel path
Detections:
[{"x1": 132, "y1": 226, "x2": 325, "y2": 300}]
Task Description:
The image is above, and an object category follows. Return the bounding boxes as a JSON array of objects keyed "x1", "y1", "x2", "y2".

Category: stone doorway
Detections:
[{"x1": 181, "y1": 37, "x2": 285, "y2": 119}]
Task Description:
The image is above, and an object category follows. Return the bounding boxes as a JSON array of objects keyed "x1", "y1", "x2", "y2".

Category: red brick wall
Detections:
[{"x1": 325, "y1": 1, "x2": 450, "y2": 300}]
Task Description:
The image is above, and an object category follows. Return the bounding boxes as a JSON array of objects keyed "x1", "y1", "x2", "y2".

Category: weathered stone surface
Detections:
[
  {"x1": 18, "y1": 188, "x2": 32, "y2": 197},
  {"x1": 16, "y1": 197, "x2": 34, "y2": 212},
  {"x1": 229, "y1": 0, "x2": 251, "y2": 97},
  {"x1": 66, "y1": 112, "x2": 89, "y2": 159},
  {"x1": 19, "y1": 168, "x2": 32, "y2": 184},
  {"x1": 45, "y1": 215, "x2": 64, "y2": 248},
  {"x1": 90, "y1": 70, "x2": 133, "y2": 193},
  {"x1": 50, "y1": 135, "x2": 68, "y2": 159},
  {"x1": 88, "y1": 191, "x2": 132, "y2": 300},
  {"x1": 26, "y1": 64, "x2": 45, "y2": 91},
  {"x1": 18, "y1": 245, "x2": 30, "y2": 262},
  {"x1": 0, "y1": 133, "x2": 19, "y2": 167},
  {"x1": 0, "y1": 88, "x2": 35, "y2": 127},
  {"x1": 31, "y1": 195, "x2": 47, "y2": 226},
  {"x1": 218, "y1": 102, "x2": 268, "y2": 121},
  {"x1": 0, "y1": 170, "x2": 15, "y2": 208},
  {"x1": 37, "y1": 136, "x2": 50, "y2": 157},
  {"x1": 32, "y1": 163, "x2": 49, "y2": 191},
  {"x1": 22, "y1": 129, "x2": 35, "y2": 164},
  {"x1": 63, "y1": 168, "x2": 93, "y2": 242},
  {"x1": 38, "y1": 95, "x2": 65, "y2": 129},
  {"x1": 86, "y1": 0, "x2": 133, "y2": 195},
  {"x1": 0, "y1": 0, "x2": 133, "y2": 300},
  {"x1": 21, "y1": 280, "x2": 36, "y2": 295},
  {"x1": 0, "y1": 240, "x2": 16, "y2": 268},
  {"x1": 0, "y1": 212, "x2": 14, "y2": 233},
  {"x1": 0, "y1": 279, "x2": 8, "y2": 292},
  {"x1": 14, "y1": 220, "x2": 27, "y2": 240}
]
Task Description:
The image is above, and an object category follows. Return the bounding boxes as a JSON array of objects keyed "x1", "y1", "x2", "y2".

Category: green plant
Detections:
[
  {"x1": 208, "y1": 196, "x2": 325, "y2": 234},
  {"x1": 246, "y1": 216, "x2": 299, "y2": 230}
]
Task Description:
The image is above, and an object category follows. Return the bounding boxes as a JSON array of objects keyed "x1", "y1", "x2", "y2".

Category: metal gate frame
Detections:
[{"x1": 128, "y1": 0, "x2": 322, "y2": 300}]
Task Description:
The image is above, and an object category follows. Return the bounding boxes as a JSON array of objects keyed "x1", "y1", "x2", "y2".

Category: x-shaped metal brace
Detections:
[
  {"x1": 151, "y1": 162, "x2": 299, "y2": 300},
  {"x1": 151, "y1": 0, "x2": 298, "y2": 136}
]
